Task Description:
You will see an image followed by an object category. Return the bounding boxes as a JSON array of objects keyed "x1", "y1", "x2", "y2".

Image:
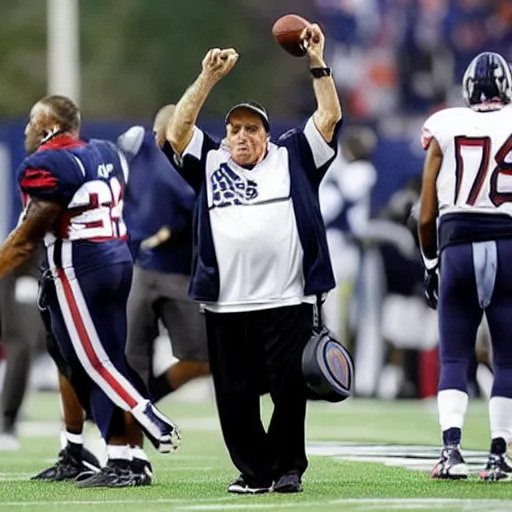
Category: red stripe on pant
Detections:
[{"x1": 57, "y1": 268, "x2": 138, "y2": 409}]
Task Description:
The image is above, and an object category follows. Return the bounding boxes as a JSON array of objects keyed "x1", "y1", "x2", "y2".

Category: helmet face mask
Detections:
[{"x1": 462, "y1": 52, "x2": 512, "y2": 111}]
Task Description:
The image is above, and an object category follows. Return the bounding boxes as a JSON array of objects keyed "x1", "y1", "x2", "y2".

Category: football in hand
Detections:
[{"x1": 272, "y1": 14, "x2": 311, "y2": 57}]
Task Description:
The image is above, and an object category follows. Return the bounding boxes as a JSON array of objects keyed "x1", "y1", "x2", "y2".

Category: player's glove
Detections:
[
  {"x1": 37, "y1": 269, "x2": 53, "y2": 312},
  {"x1": 424, "y1": 266, "x2": 439, "y2": 310}
]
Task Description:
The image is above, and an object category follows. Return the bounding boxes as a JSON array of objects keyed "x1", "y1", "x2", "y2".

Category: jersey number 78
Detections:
[{"x1": 454, "y1": 134, "x2": 512, "y2": 206}]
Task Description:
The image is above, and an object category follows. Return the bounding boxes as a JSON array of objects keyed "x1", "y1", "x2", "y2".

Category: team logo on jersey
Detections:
[{"x1": 211, "y1": 163, "x2": 258, "y2": 207}]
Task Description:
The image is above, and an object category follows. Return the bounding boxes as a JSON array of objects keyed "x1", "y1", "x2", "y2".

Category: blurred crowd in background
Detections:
[
  {"x1": 318, "y1": 0, "x2": 512, "y2": 120},
  {"x1": 315, "y1": 0, "x2": 506, "y2": 402},
  {"x1": 0, "y1": 0, "x2": 508, "y2": 420}
]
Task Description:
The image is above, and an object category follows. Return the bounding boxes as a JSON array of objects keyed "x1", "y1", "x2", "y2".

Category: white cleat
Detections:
[{"x1": 431, "y1": 446, "x2": 469, "y2": 480}]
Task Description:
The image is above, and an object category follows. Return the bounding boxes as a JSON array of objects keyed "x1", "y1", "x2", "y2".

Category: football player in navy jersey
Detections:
[{"x1": 0, "y1": 95, "x2": 180, "y2": 487}]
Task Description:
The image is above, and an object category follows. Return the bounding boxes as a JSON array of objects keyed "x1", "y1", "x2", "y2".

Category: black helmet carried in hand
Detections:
[{"x1": 302, "y1": 326, "x2": 354, "y2": 403}]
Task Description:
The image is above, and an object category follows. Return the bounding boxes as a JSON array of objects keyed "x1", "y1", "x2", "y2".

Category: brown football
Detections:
[{"x1": 272, "y1": 14, "x2": 310, "y2": 57}]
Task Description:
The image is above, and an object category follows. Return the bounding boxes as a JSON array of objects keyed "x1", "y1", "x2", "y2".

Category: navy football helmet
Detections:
[{"x1": 462, "y1": 52, "x2": 512, "y2": 110}]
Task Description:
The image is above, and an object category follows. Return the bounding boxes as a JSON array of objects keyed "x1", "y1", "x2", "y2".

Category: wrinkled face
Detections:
[
  {"x1": 24, "y1": 102, "x2": 54, "y2": 154},
  {"x1": 226, "y1": 109, "x2": 268, "y2": 167}
]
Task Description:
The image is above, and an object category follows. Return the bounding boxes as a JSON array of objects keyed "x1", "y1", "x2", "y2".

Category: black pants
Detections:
[
  {"x1": 205, "y1": 303, "x2": 313, "y2": 485},
  {"x1": 0, "y1": 254, "x2": 46, "y2": 433}
]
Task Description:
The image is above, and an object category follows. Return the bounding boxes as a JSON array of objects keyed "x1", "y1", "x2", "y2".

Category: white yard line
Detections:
[
  {"x1": 0, "y1": 498, "x2": 510, "y2": 510},
  {"x1": 177, "y1": 499, "x2": 512, "y2": 511},
  {"x1": 156, "y1": 466, "x2": 215, "y2": 471},
  {"x1": 15, "y1": 417, "x2": 219, "y2": 439},
  {"x1": 0, "y1": 473, "x2": 33, "y2": 481},
  {"x1": 0, "y1": 498, "x2": 226, "y2": 507},
  {"x1": 0, "y1": 467, "x2": 215, "y2": 482}
]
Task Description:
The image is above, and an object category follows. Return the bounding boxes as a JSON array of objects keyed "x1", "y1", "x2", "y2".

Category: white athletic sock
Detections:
[
  {"x1": 489, "y1": 396, "x2": 512, "y2": 442},
  {"x1": 61, "y1": 429, "x2": 83, "y2": 449},
  {"x1": 107, "y1": 444, "x2": 132, "y2": 461},
  {"x1": 65, "y1": 431, "x2": 83, "y2": 445},
  {"x1": 438, "y1": 389, "x2": 469, "y2": 431},
  {"x1": 131, "y1": 446, "x2": 149, "y2": 462}
]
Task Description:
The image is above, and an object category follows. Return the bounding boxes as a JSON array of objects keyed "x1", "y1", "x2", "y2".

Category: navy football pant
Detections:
[
  {"x1": 47, "y1": 262, "x2": 149, "y2": 440},
  {"x1": 438, "y1": 239, "x2": 512, "y2": 398}
]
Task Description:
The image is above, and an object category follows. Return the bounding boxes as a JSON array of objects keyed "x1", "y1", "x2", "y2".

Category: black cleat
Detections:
[
  {"x1": 129, "y1": 458, "x2": 153, "y2": 486},
  {"x1": 480, "y1": 453, "x2": 512, "y2": 482},
  {"x1": 227, "y1": 475, "x2": 272, "y2": 494},
  {"x1": 431, "y1": 445, "x2": 469, "y2": 480},
  {"x1": 31, "y1": 445, "x2": 101, "y2": 482},
  {"x1": 76, "y1": 459, "x2": 138, "y2": 488},
  {"x1": 273, "y1": 473, "x2": 303, "y2": 493}
]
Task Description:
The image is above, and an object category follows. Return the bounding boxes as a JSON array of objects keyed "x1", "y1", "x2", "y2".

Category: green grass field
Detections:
[{"x1": 0, "y1": 386, "x2": 510, "y2": 512}]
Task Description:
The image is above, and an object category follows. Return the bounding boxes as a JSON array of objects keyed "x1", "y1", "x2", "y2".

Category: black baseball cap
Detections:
[{"x1": 225, "y1": 101, "x2": 270, "y2": 132}]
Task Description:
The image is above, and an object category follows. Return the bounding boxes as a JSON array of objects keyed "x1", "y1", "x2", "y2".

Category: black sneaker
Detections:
[
  {"x1": 480, "y1": 453, "x2": 512, "y2": 482},
  {"x1": 273, "y1": 473, "x2": 303, "y2": 493},
  {"x1": 129, "y1": 458, "x2": 153, "y2": 486},
  {"x1": 227, "y1": 475, "x2": 272, "y2": 494},
  {"x1": 31, "y1": 445, "x2": 101, "y2": 481},
  {"x1": 431, "y1": 446, "x2": 469, "y2": 480},
  {"x1": 76, "y1": 459, "x2": 138, "y2": 488}
]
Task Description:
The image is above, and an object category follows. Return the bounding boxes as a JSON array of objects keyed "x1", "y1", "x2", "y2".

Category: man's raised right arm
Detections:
[{"x1": 167, "y1": 48, "x2": 239, "y2": 157}]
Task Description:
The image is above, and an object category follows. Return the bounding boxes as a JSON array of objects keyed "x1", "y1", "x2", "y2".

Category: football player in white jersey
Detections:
[{"x1": 418, "y1": 52, "x2": 512, "y2": 481}]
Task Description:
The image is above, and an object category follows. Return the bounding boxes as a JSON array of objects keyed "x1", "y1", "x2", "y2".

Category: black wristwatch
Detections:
[{"x1": 310, "y1": 67, "x2": 332, "y2": 78}]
